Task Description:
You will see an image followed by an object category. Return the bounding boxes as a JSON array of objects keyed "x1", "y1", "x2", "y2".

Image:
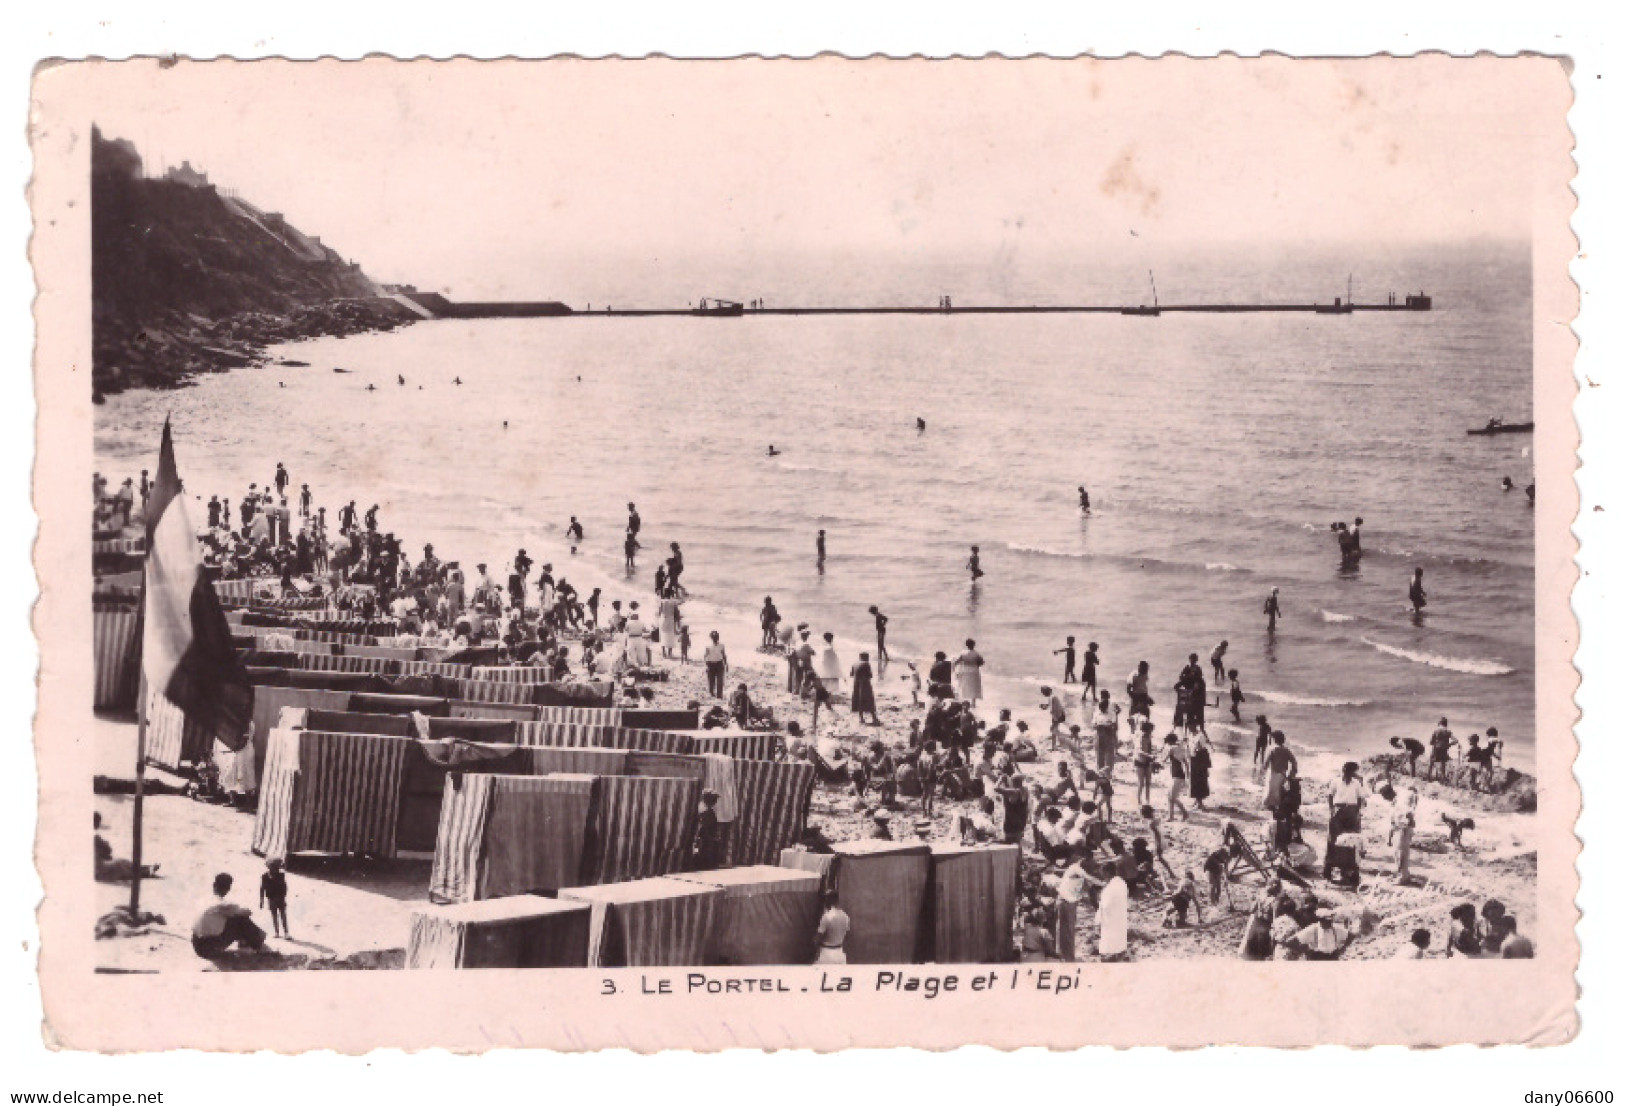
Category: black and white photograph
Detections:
[{"x1": 28, "y1": 54, "x2": 1581, "y2": 1050}]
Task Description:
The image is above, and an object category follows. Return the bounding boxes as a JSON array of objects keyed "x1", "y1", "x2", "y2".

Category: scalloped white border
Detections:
[{"x1": 17, "y1": 50, "x2": 1591, "y2": 1061}]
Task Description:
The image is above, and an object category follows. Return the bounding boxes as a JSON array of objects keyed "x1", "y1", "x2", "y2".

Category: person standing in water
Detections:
[
  {"x1": 1078, "y1": 485, "x2": 1091, "y2": 514},
  {"x1": 1409, "y1": 568, "x2": 1428, "y2": 614},
  {"x1": 816, "y1": 529, "x2": 826, "y2": 566},
  {"x1": 623, "y1": 531, "x2": 640, "y2": 572},
  {"x1": 626, "y1": 502, "x2": 641, "y2": 539},
  {"x1": 868, "y1": 605, "x2": 890, "y2": 664},
  {"x1": 966, "y1": 546, "x2": 984, "y2": 581},
  {"x1": 1055, "y1": 636, "x2": 1077, "y2": 683},
  {"x1": 1264, "y1": 587, "x2": 1282, "y2": 632},
  {"x1": 1209, "y1": 640, "x2": 1229, "y2": 686},
  {"x1": 566, "y1": 516, "x2": 584, "y2": 553}
]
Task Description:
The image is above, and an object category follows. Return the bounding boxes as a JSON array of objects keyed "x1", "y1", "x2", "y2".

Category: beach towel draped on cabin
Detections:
[
  {"x1": 430, "y1": 773, "x2": 600, "y2": 902},
  {"x1": 92, "y1": 600, "x2": 142, "y2": 710},
  {"x1": 561, "y1": 877, "x2": 723, "y2": 968},
  {"x1": 406, "y1": 895, "x2": 593, "y2": 970},
  {"x1": 922, "y1": 844, "x2": 1021, "y2": 964},
  {"x1": 674, "y1": 866, "x2": 822, "y2": 965}
]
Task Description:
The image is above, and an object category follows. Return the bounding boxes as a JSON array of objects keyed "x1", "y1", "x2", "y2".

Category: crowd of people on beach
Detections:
[{"x1": 96, "y1": 457, "x2": 1532, "y2": 965}]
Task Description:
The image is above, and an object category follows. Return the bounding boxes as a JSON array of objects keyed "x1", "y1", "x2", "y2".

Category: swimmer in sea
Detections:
[
  {"x1": 767, "y1": 445, "x2": 781, "y2": 457},
  {"x1": 1264, "y1": 587, "x2": 1281, "y2": 631},
  {"x1": 398, "y1": 374, "x2": 405, "y2": 386},
  {"x1": 1079, "y1": 485, "x2": 1091, "y2": 514},
  {"x1": 1526, "y1": 482, "x2": 1535, "y2": 505},
  {"x1": 502, "y1": 420, "x2": 508, "y2": 429},
  {"x1": 454, "y1": 377, "x2": 463, "y2": 385},
  {"x1": 1501, "y1": 476, "x2": 1514, "y2": 492},
  {"x1": 278, "y1": 382, "x2": 285, "y2": 388},
  {"x1": 916, "y1": 417, "x2": 926, "y2": 432},
  {"x1": 1409, "y1": 567, "x2": 1428, "y2": 613},
  {"x1": 967, "y1": 545, "x2": 984, "y2": 581},
  {"x1": 366, "y1": 384, "x2": 376, "y2": 392}
]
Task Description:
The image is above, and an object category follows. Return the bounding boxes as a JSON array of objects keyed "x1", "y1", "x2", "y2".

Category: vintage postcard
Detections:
[{"x1": 30, "y1": 56, "x2": 1578, "y2": 1050}]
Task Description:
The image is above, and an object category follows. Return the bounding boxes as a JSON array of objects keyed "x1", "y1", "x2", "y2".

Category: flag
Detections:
[{"x1": 142, "y1": 420, "x2": 252, "y2": 750}]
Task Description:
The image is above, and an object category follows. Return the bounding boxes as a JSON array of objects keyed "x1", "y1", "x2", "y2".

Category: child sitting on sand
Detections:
[
  {"x1": 1163, "y1": 870, "x2": 1202, "y2": 927},
  {"x1": 1440, "y1": 812, "x2": 1476, "y2": 848}
]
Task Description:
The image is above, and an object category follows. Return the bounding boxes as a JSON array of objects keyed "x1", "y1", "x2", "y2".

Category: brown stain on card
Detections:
[{"x1": 1099, "y1": 148, "x2": 1161, "y2": 218}]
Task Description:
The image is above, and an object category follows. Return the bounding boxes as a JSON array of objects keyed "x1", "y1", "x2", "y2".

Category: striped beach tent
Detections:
[
  {"x1": 533, "y1": 705, "x2": 625, "y2": 727},
  {"x1": 340, "y1": 644, "x2": 421, "y2": 662},
  {"x1": 825, "y1": 840, "x2": 932, "y2": 964},
  {"x1": 620, "y1": 707, "x2": 701, "y2": 731},
  {"x1": 448, "y1": 699, "x2": 541, "y2": 723},
  {"x1": 468, "y1": 665, "x2": 554, "y2": 685},
  {"x1": 921, "y1": 843, "x2": 1021, "y2": 964},
  {"x1": 142, "y1": 682, "x2": 216, "y2": 770},
  {"x1": 92, "y1": 602, "x2": 142, "y2": 710},
  {"x1": 526, "y1": 747, "x2": 631, "y2": 777},
  {"x1": 298, "y1": 652, "x2": 398, "y2": 675},
  {"x1": 252, "y1": 632, "x2": 335, "y2": 655},
  {"x1": 578, "y1": 774, "x2": 703, "y2": 885},
  {"x1": 211, "y1": 578, "x2": 258, "y2": 607},
  {"x1": 561, "y1": 877, "x2": 723, "y2": 968},
  {"x1": 624, "y1": 750, "x2": 709, "y2": 781},
  {"x1": 689, "y1": 731, "x2": 782, "y2": 764},
  {"x1": 454, "y1": 678, "x2": 536, "y2": 705},
  {"x1": 251, "y1": 729, "x2": 412, "y2": 860},
  {"x1": 246, "y1": 689, "x2": 353, "y2": 779},
  {"x1": 724, "y1": 760, "x2": 815, "y2": 867},
  {"x1": 429, "y1": 773, "x2": 599, "y2": 903},
  {"x1": 396, "y1": 659, "x2": 477, "y2": 678},
  {"x1": 513, "y1": 721, "x2": 695, "y2": 753},
  {"x1": 674, "y1": 866, "x2": 822, "y2": 965},
  {"x1": 294, "y1": 627, "x2": 381, "y2": 646},
  {"x1": 406, "y1": 895, "x2": 593, "y2": 969},
  {"x1": 777, "y1": 848, "x2": 839, "y2": 895}
]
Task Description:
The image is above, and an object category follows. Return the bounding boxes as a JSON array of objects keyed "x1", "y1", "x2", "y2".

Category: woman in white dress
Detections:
[
  {"x1": 953, "y1": 638, "x2": 985, "y2": 704},
  {"x1": 1096, "y1": 862, "x2": 1129, "y2": 961},
  {"x1": 816, "y1": 632, "x2": 843, "y2": 695},
  {"x1": 659, "y1": 593, "x2": 682, "y2": 659}
]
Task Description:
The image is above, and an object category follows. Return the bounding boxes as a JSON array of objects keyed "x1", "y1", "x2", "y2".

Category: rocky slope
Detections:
[{"x1": 91, "y1": 128, "x2": 418, "y2": 395}]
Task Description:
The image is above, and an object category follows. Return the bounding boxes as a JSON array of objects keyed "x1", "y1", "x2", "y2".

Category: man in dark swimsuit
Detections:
[{"x1": 869, "y1": 605, "x2": 889, "y2": 664}]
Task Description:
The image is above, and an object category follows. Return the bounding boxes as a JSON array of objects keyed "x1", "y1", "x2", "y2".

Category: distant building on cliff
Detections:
[{"x1": 163, "y1": 160, "x2": 211, "y2": 188}]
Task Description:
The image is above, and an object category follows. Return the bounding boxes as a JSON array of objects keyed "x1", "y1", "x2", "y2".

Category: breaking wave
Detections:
[
  {"x1": 1254, "y1": 689, "x2": 1372, "y2": 708},
  {"x1": 1361, "y1": 638, "x2": 1514, "y2": 676}
]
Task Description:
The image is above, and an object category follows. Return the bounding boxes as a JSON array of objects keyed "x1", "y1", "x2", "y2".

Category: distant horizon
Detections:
[{"x1": 84, "y1": 58, "x2": 1547, "y2": 302}]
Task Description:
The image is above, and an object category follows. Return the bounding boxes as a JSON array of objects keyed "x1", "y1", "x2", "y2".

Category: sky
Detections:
[{"x1": 69, "y1": 57, "x2": 1560, "y2": 300}]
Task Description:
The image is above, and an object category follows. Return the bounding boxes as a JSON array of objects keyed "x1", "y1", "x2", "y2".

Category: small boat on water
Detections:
[
  {"x1": 333, "y1": 367, "x2": 352, "y2": 374},
  {"x1": 691, "y1": 297, "x2": 744, "y2": 317},
  {"x1": 1467, "y1": 419, "x2": 1534, "y2": 436},
  {"x1": 1121, "y1": 269, "x2": 1161, "y2": 316}
]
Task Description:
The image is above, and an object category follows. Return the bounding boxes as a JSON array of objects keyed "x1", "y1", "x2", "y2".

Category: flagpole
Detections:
[{"x1": 129, "y1": 668, "x2": 147, "y2": 915}]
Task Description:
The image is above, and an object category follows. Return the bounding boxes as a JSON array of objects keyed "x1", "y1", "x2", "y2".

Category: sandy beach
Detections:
[{"x1": 92, "y1": 535, "x2": 1539, "y2": 970}]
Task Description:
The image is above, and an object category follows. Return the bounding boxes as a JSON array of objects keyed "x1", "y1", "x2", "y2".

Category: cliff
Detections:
[{"x1": 91, "y1": 127, "x2": 419, "y2": 395}]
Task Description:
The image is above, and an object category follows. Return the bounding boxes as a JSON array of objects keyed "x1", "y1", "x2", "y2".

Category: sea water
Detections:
[{"x1": 94, "y1": 242, "x2": 1535, "y2": 766}]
